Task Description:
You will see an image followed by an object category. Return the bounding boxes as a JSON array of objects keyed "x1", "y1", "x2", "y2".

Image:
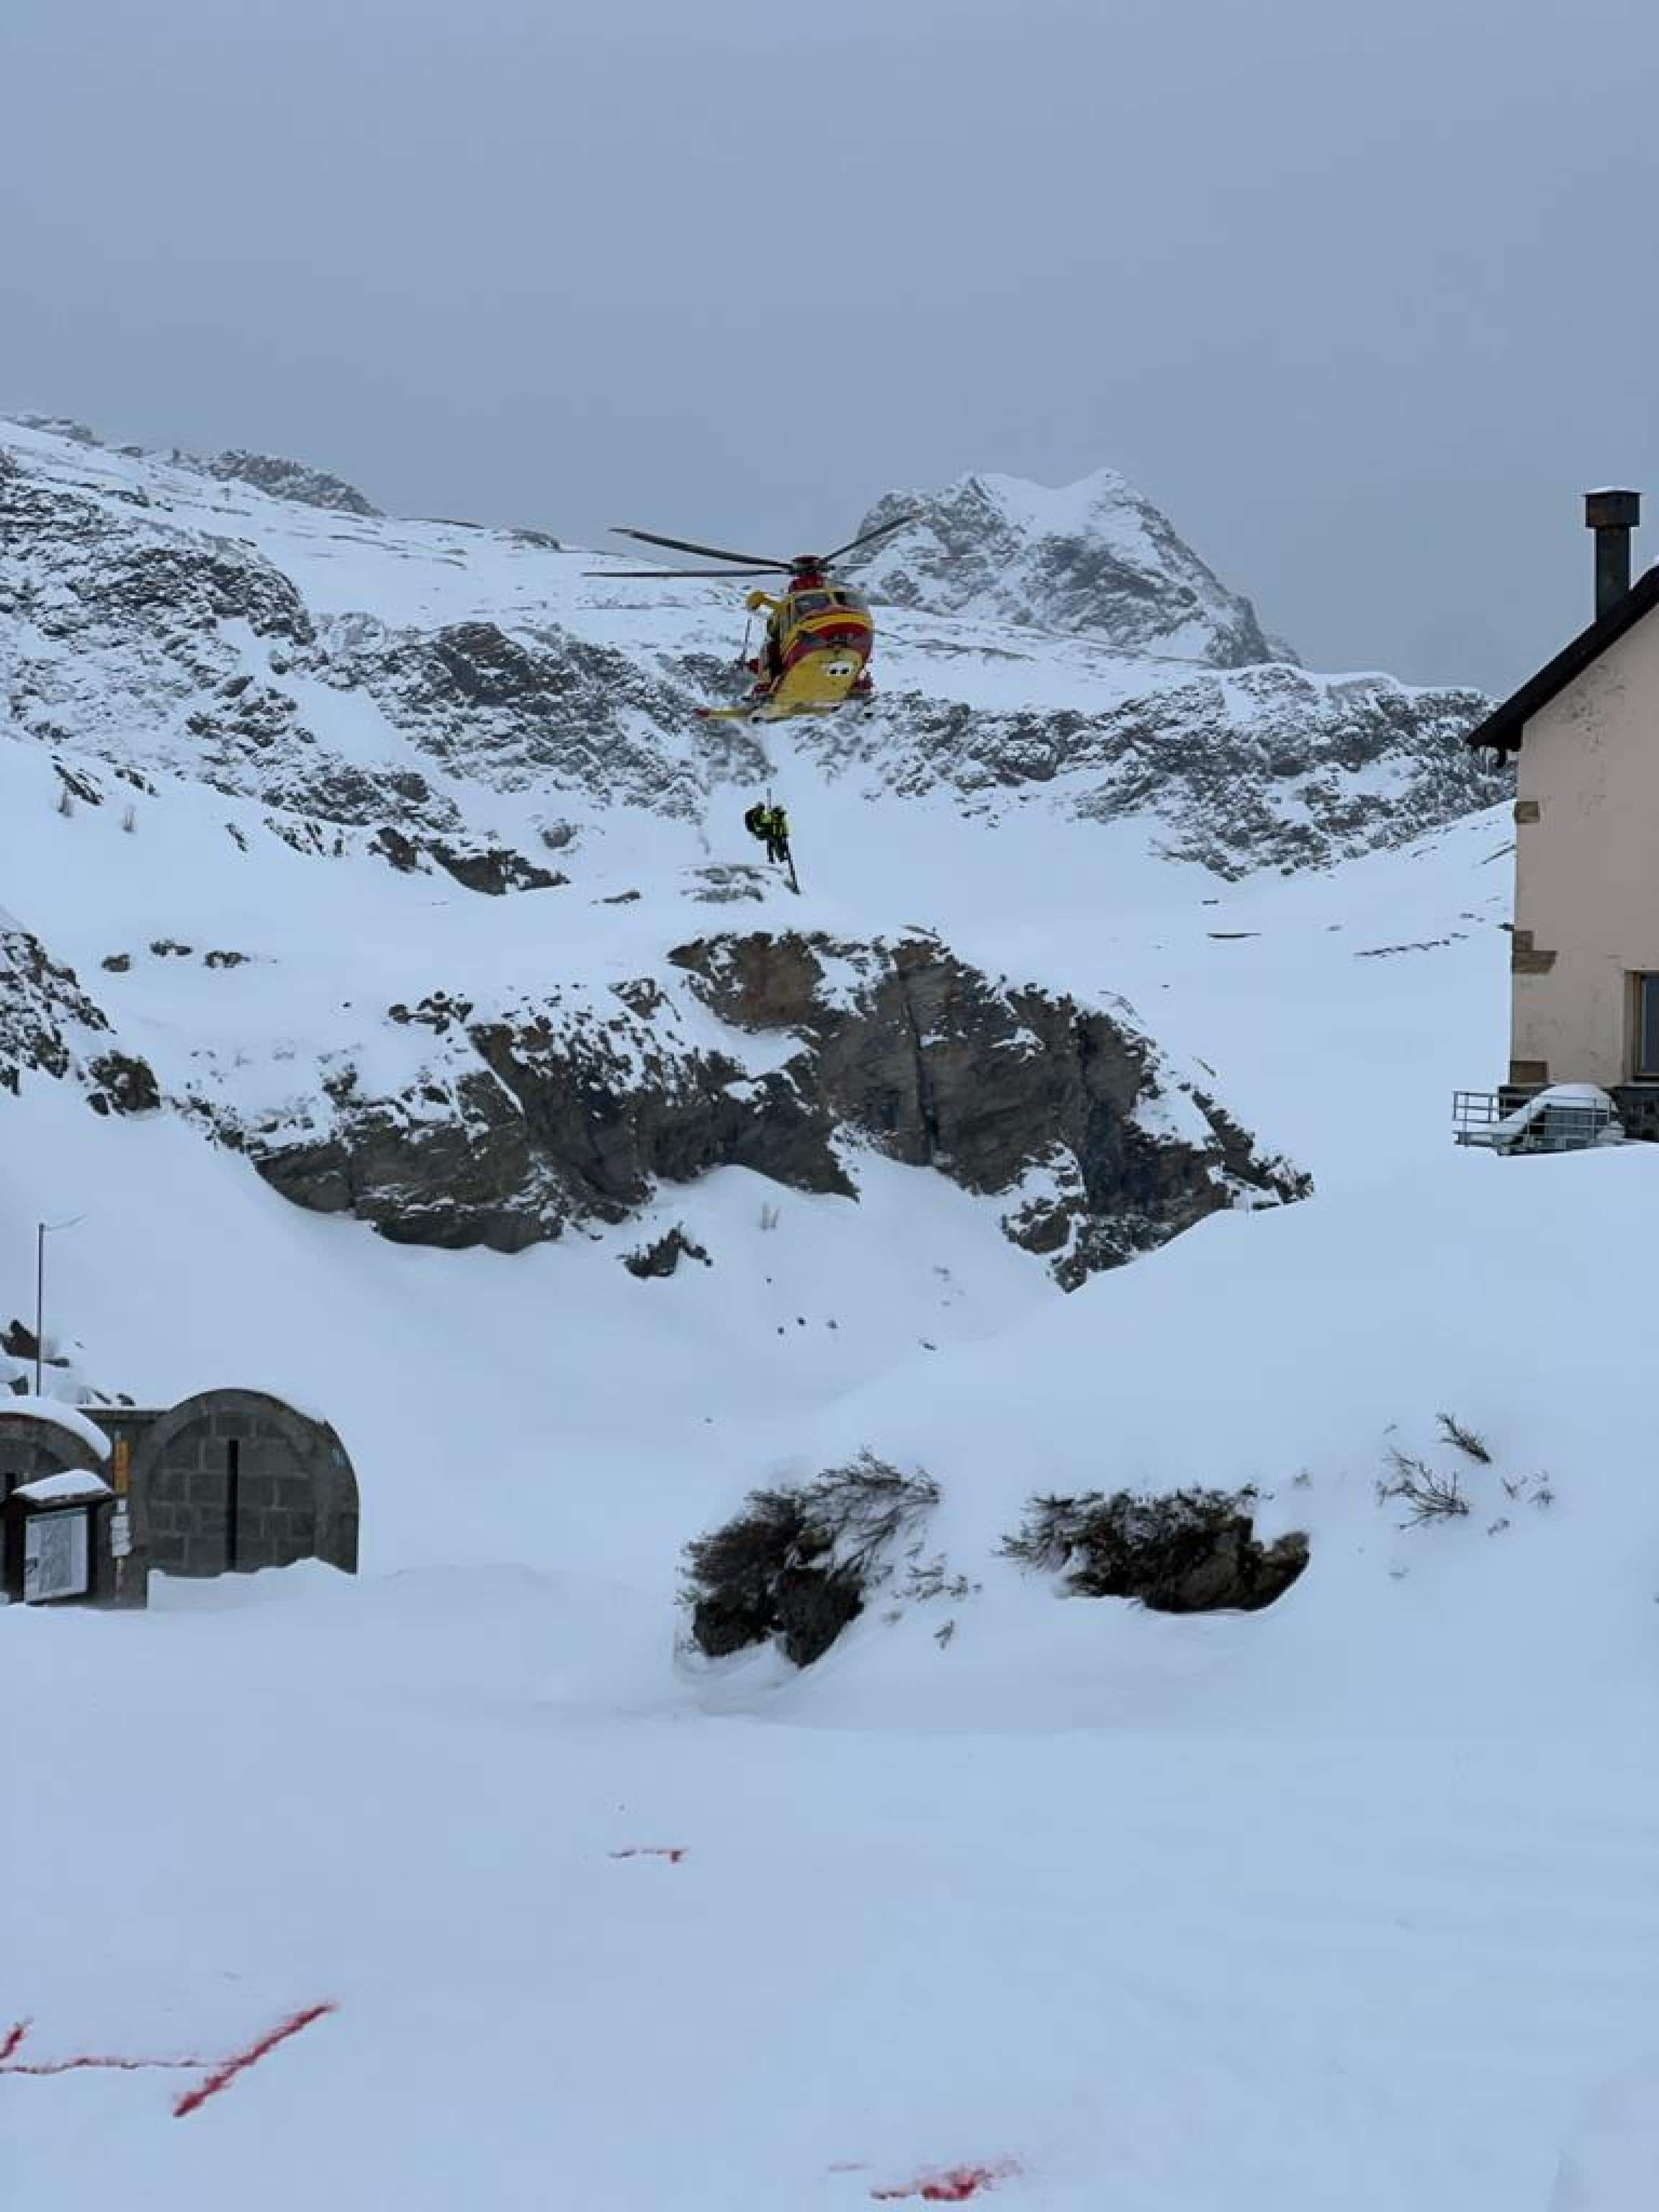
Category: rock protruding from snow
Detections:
[
  {"x1": 670, "y1": 930, "x2": 1309, "y2": 1285},
  {"x1": 844, "y1": 469, "x2": 1289, "y2": 667},
  {"x1": 0, "y1": 927, "x2": 161, "y2": 1120},
  {"x1": 193, "y1": 449, "x2": 381, "y2": 517},
  {"x1": 215, "y1": 930, "x2": 1305, "y2": 1280},
  {"x1": 801, "y1": 665, "x2": 1502, "y2": 878},
  {"x1": 0, "y1": 927, "x2": 112, "y2": 1093}
]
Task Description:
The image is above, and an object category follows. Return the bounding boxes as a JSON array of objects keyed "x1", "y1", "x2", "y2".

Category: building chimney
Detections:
[{"x1": 1585, "y1": 489, "x2": 1641, "y2": 619}]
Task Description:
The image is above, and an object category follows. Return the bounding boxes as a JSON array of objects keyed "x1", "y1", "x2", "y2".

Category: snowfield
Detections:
[{"x1": 3, "y1": 422, "x2": 1656, "y2": 2210}]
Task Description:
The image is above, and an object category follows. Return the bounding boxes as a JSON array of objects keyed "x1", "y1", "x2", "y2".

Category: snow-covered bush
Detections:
[
  {"x1": 683, "y1": 1453, "x2": 940, "y2": 1667},
  {"x1": 1002, "y1": 1486, "x2": 1308, "y2": 1612}
]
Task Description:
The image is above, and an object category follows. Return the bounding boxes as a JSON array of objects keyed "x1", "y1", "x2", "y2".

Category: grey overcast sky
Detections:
[{"x1": 4, "y1": 0, "x2": 1656, "y2": 692}]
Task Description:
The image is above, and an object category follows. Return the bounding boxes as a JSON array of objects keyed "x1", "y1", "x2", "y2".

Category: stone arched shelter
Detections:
[
  {"x1": 1, "y1": 1388, "x2": 358, "y2": 1605},
  {"x1": 0, "y1": 1403, "x2": 108, "y2": 1488},
  {"x1": 119, "y1": 1389, "x2": 359, "y2": 1581}
]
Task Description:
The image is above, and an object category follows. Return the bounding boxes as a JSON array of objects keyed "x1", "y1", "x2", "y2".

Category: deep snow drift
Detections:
[{"x1": 3, "y1": 423, "x2": 1655, "y2": 2212}]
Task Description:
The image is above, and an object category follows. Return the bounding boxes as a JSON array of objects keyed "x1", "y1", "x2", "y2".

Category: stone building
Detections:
[
  {"x1": 0, "y1": 1388, "x2": 359, "y2": 1607},
  {"x1": 1465, "y1": 490, "x2": 1659, "y2": 1134}
]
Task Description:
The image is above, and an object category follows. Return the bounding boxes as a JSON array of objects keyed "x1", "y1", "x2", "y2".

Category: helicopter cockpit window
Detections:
[
  {"x1": 832, "y1": 590, "x2": 870, "y2": 614},
  {"x1": 791, "y1": 591, "x2": 835, "y2": 616}
]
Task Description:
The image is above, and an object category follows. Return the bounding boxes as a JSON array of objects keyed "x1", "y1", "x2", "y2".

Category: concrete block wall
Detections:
[
  {"x1": 2, "y1": 1390, "x2": 359, "y2": 1600},
  {"x1": 120, "y1": 1390, "x2": 359, "y2": 1581}
]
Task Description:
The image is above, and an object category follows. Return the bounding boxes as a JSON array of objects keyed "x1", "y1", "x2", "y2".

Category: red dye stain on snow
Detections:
[
  {"x1": 609, "y1": 1847, "x2": 687, "y2": 1864},
  {"x1": 172, "y1": 2003, "x2": 336, "y2": 2118},
  {"x1": 871, "y1": 2161, "x2": 1020, "y2": 2202},
  {"x1": 0, "y1": 2021, "x2": 208, "y2": 2078},
  {"x1": 0, "y1": 2004, "x2": 336, "y2": 2118}
]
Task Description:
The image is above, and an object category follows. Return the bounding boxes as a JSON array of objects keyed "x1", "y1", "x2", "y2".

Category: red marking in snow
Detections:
[
  {"x1": 871, "y1": 2162, "x2": 1020, "y2": 2203},
  {"x1": 609, "y1": 1847, "x2": 687, "y2": 1864},
  {"x1": 172, "y1": 2003, "x2": 336, "y2": 2118},
  {"x1": 0, "y1": 2020, "x2": 208, "y2": 2078},
  {"x1": 0, "y1": 2004, "x2": 336, "y2": 2118}
]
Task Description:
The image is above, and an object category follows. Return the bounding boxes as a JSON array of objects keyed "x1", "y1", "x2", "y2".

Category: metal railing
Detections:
[{"x1": 1452, "y1": 1088, "x2": 1621, "y2": 1153}]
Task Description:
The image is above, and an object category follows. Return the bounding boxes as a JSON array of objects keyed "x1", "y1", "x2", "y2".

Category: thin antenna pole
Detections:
[{"x1": 33, "y1": 1215, "x2": 86, "y2": 1396}]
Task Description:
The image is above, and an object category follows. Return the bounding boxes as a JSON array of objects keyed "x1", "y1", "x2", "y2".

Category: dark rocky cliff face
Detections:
[{"x1": 219, "y1": 930, "x2": 1306, "y2": 1284}]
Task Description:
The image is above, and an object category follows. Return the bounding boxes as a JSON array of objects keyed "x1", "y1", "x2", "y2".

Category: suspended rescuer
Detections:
[{"x1": 743, "y1": 801, "x2": 791, "y2": 866}]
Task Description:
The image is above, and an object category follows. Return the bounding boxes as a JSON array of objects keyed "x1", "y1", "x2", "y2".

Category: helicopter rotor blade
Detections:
[
  {"x1": 610, "y1": 526, "x2": 789, "y2": 567},
  {"x1": 820, "y1": 511, "x2": 922, "y2": 564},
  {"x1": 584, "y1": 565, "x2": 791, "y2": 580}
]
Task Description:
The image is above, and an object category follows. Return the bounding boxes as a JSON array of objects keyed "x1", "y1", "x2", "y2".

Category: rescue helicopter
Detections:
[{"x1": 589, "y1": 512, "x2": 918, "y2": 723}]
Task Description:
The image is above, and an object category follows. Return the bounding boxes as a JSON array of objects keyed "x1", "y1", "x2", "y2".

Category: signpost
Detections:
[
  {"x1": 111, "y1": 1439, "x2": 132, "y2": 1581},
  {"x1": 24, "y1": 1509, "x2": 90, "y2": 1604}
]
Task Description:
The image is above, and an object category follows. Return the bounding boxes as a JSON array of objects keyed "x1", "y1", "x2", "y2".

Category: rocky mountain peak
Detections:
[{"x1": 844, "y1": 467, "x2": 1292, "y2": 669}]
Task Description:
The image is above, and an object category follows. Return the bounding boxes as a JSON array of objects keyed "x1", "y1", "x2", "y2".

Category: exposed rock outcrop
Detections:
[
  {"x1": 669, "y1": 930, "x2": 1309, "y2": 1284},
  {"x1": 194, "y1": 449, "x2": 380, "y2": 517},
  {"x1": 794, "y1": 669, "x2": 1502, "y2": 878},
  {"x1": 0, "y1": 925, "x2": 158, "y2": 1112},
  {"x1": 212, "y1": 929, "x2": 1305, "y2": 1280},
  {"x1": 622, "y1": 1226, "x2": 712, "y2": 1278}
]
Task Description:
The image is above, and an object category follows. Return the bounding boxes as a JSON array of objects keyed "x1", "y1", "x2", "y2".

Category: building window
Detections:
[{"x1": 1635, "y1": 975, "x2": 1659, "y2": 1079}]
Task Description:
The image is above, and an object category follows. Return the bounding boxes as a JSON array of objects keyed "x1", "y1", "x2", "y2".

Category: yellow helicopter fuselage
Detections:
[{"x1": 700, "y1": 583, "x2": 877, "y2": 722}]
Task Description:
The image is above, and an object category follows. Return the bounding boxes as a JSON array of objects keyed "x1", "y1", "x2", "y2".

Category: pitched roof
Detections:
[{"x1": 1465, "y1": 567, "x2": 1659, "y2": 755}]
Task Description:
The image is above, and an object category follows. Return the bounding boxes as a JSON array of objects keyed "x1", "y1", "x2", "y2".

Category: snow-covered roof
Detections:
[
  {"x1": 11, "y1": 1470, "x2": 114, "y2": 1506},
  {"x1": 0, "y1": 1395, "x2": 113, "y2": 1462}
]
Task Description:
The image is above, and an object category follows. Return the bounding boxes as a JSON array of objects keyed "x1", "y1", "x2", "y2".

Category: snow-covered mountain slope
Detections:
[
  {"x1": 846, "y1": 466, "x2": 1295, "y2": 665},
  {"x1": 16, "y1": 415, "x2": 1650, "y2": 2212},
  {"x1": 0, "y1": 413, "x2": 1499, "y2": 1282},
  {"x1": 6, "y1": 797, "x2": 1659, "y2": 2211},
  {"x1": 1, "y1": 420, "x2": 1499, "y2": 884}
]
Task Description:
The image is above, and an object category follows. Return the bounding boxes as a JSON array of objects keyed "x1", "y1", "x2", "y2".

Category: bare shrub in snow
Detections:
[
  {"x1": 1002, "y1": 1486, "x2": 1308, "y2": 1612},
  {"x1": 901, "y1": 1552, "x2": 979, "y2": 1605},
  {"x1": 1436, "y1": 1411, "x2": 1493, "y2": 1464},
  {"x1": 121, "y1": 803, "x2": 137, "y2": 834},
  {"x1": 55, "y1": 785, "x2": 73, "y2": 817},
  {"x1": 683, "y1": 1452, "x2": 939, "y2": 1667},
  {"x1": 1379, "y1": 1451, "x2": 1470, "y2": 1527},
  {"x1": 757, "y1": 1202, "x2": 781, "y2": 1232}
]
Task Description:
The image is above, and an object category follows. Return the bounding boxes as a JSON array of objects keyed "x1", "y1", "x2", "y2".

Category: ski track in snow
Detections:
[{"x1": 2, "y1": 423, "x2": 1654, "y2": 2212}]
